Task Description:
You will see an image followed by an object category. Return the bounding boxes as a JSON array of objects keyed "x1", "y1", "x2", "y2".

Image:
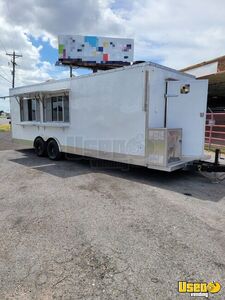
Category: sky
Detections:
[{"x1": 1, "y1": 0, "x2": 225, "y2": 112}]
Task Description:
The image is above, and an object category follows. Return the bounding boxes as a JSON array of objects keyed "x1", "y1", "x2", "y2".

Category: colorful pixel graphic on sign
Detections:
[{"x1": 58, "y1": 35, "x2": 134, "y2": 63}]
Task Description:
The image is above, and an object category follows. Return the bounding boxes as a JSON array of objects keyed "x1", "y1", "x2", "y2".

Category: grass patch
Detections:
[
  {"x1": 205, "y1": 145, "x2": 225, "y2": 154},
  {"x1": 0, "y1": 123, "x2": 11, "y2": 132}
]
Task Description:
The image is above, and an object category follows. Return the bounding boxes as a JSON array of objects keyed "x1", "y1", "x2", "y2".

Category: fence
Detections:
[{"x1": 205, "y1": 112, "x2": 225, "y2": 149}]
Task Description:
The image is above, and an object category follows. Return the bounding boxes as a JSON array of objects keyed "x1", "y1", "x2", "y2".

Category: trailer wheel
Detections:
[
  {"x1": 47, "y1": 139, "x2": 62, "y2": 160},
  {"x1": 34, "y1": 137, "x2": 46, "y2": 157}
]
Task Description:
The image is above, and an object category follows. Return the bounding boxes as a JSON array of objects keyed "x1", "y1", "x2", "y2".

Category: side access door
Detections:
[{"x1": 166, "y1": 79, "x2": 208, "y2": 157}]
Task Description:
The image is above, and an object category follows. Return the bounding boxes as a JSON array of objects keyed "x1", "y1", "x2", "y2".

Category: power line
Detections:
[
  {"x1": 0, "y1": 72, "x2": 11, "y2": 84},
  {"x1": 0, "y1": 41, "x2": 11, "y2": 80},
  {"x1": 0, "y1": 72, "x2": 11, "y2": 83},
  {"x1": 0, "y1": 40, "x2": 7, "y2": 53},
  {"x1": 0, "y1": 66, "x2": 11, "y2": 80},
  {"x1": 6, "y1": 51, "x2": 22, "y2": 88}
]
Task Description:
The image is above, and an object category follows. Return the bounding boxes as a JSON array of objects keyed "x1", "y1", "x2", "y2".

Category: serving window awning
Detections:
[
  {"x1": 7, "y1": 88, "x2": 70, "y2": 105},
  {"x1": 13, "y1": 88, "x2": 70, "y2": 100}
]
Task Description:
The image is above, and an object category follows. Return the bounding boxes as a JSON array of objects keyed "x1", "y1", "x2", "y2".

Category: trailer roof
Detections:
[{"x1": 10, "y1": 61, "x2": 194, "y2": 94}]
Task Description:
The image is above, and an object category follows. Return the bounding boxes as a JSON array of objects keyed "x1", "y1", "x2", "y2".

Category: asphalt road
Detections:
[{"x1": 0, "y1": 133, "x2": 225, "y2": 299}]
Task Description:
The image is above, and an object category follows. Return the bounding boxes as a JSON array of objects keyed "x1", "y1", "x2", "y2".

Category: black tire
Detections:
[
  {"x1": 47, "y1": 139, "x2": 62, "y2": 160},
  {"x1": 34, "y1": 137, "x2": 46, "y2": 157}
]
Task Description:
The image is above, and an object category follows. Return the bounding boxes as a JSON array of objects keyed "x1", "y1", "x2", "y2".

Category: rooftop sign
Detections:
[{"x1": 58, "y1": 35, "x2": 134, "y2": 64}]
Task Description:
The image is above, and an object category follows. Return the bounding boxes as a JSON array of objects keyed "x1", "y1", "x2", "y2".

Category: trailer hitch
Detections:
[{"x1": 193, "y1": 149, "x2": 225, "y2": 173}]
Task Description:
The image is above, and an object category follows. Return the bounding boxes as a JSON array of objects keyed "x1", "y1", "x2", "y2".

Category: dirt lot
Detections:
[{"x1": 0, "y1": 131, "x2": 225, "y2": 299}]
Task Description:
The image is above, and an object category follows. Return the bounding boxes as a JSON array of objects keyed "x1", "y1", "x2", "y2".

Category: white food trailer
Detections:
[{"x1": 10, "y1": 62, "x2": 208, "y2": 171}]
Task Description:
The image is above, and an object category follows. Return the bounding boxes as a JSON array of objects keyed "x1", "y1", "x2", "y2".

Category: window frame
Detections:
[
  {"x1": 20, "y1": 97, "x2": 40, "y2": 122},
  {"x1": 43, "y1": 94, "x2": 69, "y2": 123}
]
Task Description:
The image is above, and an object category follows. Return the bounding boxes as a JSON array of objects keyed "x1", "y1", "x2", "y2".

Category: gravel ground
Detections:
[
  {"x1": 0, "y1": 132, "x2": 225, "y2": 299},
  {"x1": 0, "y1": 132, "x2": 22, "y2": 151},
  {"x1": 0, "y1": 126, "x2": 23, "y2": 151},
  {"x1": 0, "y1": 118, "x2": 9, "y2": 125}
]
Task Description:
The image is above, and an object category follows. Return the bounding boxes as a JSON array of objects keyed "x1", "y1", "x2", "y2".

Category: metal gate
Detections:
[{"x1": 205, "y1": 113, "x2": 225, "y2": 149}]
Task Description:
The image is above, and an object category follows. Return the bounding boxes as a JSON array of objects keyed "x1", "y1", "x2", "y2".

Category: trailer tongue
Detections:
[{"x1": 193, "y1": 149, "x2": 225, "y2": 173}]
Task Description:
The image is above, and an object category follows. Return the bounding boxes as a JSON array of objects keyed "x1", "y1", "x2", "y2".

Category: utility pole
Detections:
[
  {"x1": 6, "y1": 51, "x2": 22, "y2": 88},
  {"x1": 69, "y1": 65, "x2": 73, "y2": 78}
]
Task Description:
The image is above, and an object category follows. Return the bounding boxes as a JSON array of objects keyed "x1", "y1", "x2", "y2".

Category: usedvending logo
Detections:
[{"x1": 178, "y1": 281, "x2": 221, "y2": 298}]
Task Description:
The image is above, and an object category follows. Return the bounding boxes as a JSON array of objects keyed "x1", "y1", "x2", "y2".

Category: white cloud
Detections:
[
  {"x1": 123, "y1": 0, "x2": 225, "y2": 67},
  {"x1": 1, "y1": 0, "x2": 225, "y2": 111}
]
